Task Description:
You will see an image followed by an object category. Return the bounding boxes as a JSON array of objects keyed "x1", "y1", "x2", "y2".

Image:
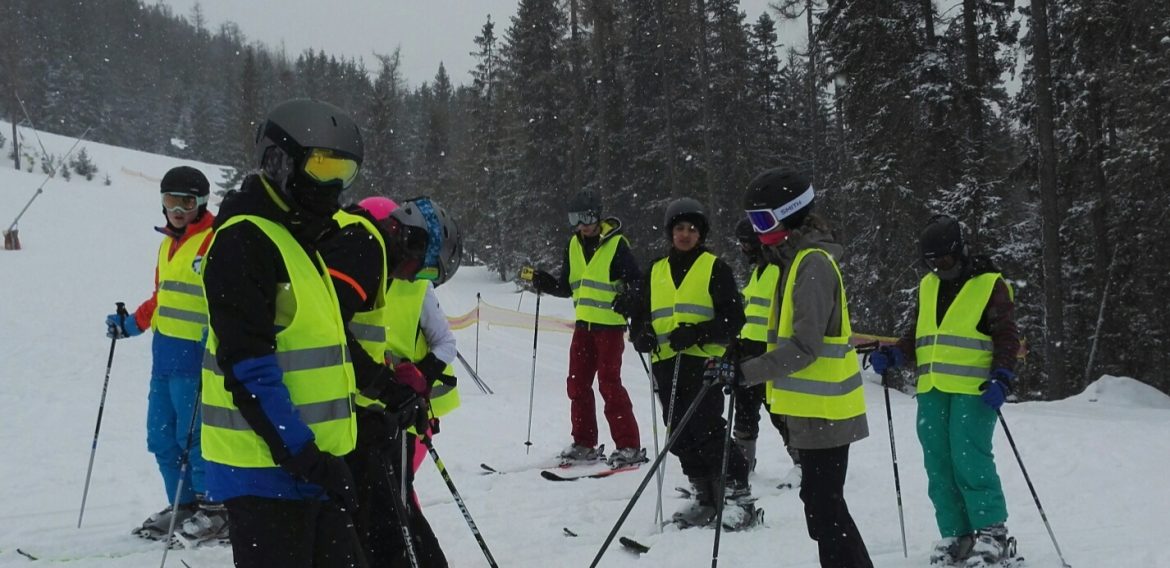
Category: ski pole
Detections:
[
  {"x1": 997, "y1": 410, "x2": 1072, "y2": 568},
  {"x1": 475, "y1": 292, "x2": 481, "y2": 376},
  {"x1": 882, "y1": 369, "x2": 908, "y2": 558},
  {"x1": 456, "y1": 350, "x2": 493, "y2": 394},
  {"x1": 78, "y1": 301, "x2": 127, "y2": 528},
  {"x1": 523, "y1": 292, "x2": 541, "y2": 453},
  {"x1": 589, "y1": 379, "x2": 716, "y2": 568},
  {"x1": 710, "y1": 371, "x2": 738, "y2": 568},
  {"x1": 381, "y1": 450, "x2": 421, "y2": 568},
  {"x1": 160, "y1": 384, "x2": 203, "y2": 567},
  {"x1": 420, "y1": 435, "x2": 499, "y2": 567},
  {"x1": 635, "y1": 351, "x2": 664, "y2": 528}
]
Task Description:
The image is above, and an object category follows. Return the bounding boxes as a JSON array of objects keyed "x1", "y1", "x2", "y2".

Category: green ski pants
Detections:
[{"x1": 916, "y1": 388, "x2": 1008, "y2": 537}]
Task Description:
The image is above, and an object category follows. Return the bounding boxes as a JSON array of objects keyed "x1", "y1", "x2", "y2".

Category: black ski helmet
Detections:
[
  {"x1": 160, "y1": 165, "x2": 210, "y2": 219},
  {"x1": 735, "y1": 217, "x2": 762, "y2": 264},
  {"x1": 568, "y1": 191, "x2": 601, "y2": 216},
  {"x1": 734, "y1": 217, "x2": 756, "y2": 245},
  {"x1": 254, "y1": 98, "x2": 364, "y2": 218},
  {"x1": 742, "y1": 168, "x2": 815, "y2": 231},
  {"x1": 919, "y1": 214, "x2": 967, "y2": 262},
  {"x1": 663, "y1": 197, "x2": 709, "y2": 242}
]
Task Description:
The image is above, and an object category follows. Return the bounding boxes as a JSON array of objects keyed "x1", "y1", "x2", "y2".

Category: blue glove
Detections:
[
  {"x1": 869, "y1": 346, "x2": 904, "y2": 375},
  {"x1": 980, "y1": 368, "x2": 1016, "y2": 410},
  {"x1": 105, "y1": 312, "x2": 142, "y2": 339}
]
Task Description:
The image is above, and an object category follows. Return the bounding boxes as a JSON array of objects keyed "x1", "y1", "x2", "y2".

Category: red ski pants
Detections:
[{"x1": 567, "y1": 327, "x2": 640, "y2": 449}]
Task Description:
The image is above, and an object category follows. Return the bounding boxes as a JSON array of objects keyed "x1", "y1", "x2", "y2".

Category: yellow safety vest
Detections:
[
  {"x1": 333, "y1": 211, "x2": 392, "y2": 411},
  {"x1": 153, "y1": 227, "x2": 213, "y2": 341},
  {"x1": 385, "y1": 279, "x2": 461, "y2": 421},
  {"x1": 739, "y1": 264, "x2": 780, "y2": 344},
  {"x1": 568, "y1": 235, "x2": 627, "y2": 326},
  {"x1": 201, "y1": 215, "x2": 357, "y2": 467},
  {"x1": 768, "y1": 249, "x2": 865, "y2": 420},
  {"x1": 915, "y1": 272, "x2": 1013, "y2": 395},
  {"x1": 649, "y1": 252, "x2": 727, "y2": 363}
]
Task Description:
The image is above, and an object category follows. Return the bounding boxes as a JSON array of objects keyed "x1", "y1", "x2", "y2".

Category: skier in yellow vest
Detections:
[
  {"x1": 528, "y1": 191, "x2": 645, "y2": 467},
  {"x1": 730, "y1": 218, "x2": 801, "y2": 489},
  {"x1": 738, "y1": 169, "x2": 873, "y2": 567},
  {"x1": 200, "y1": 99, "x2": 424, "y2": 567},
  {"x1": 869, "y1": 214, "x2": 1021, "y2": 567},
  {"x1": 106, "y1": 166, "x2": 223, "y2": 545},
  {"x1": 320, "y1": 195, "x2": 461, "y2": 567},
  {"x1": 628, "y1": 197, "x2": 757, "y2": 530}
]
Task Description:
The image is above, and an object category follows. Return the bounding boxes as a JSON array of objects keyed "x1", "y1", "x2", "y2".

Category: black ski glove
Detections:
[
  {"x1": 668, "y1": 324, "x2": 707, "y2": 351},
  {"x1": 416, "y1": 352, "x2": 456, "y2": 387},
  {"x1": 631, "y1": 323, "x2": 658, "y2": 354},
  {"x1": 531, "y1": 269, "x2": 556, "y2": 294},
  {"x1": 612, "y1": 291, "x2": 637, "y2": 319},
  {"x1": 703, "y1": 356, "x2": 739, "y2": 387},
  {"x1": 280, "y1": 442, "x2": 359, "y2": 513},
  {"x1": 388, "y1": 391, "x2": 431, "y2": 434}
]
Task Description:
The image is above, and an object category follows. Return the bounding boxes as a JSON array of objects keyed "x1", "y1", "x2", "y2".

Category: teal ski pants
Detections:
[{"x1": 916, "y1": 389, "x2": 1008, "y2": 537}]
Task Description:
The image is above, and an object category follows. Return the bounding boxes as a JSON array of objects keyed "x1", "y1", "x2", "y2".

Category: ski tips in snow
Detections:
[{"x1": 563, "y1": 527, "x2": 579, "y2": 538}]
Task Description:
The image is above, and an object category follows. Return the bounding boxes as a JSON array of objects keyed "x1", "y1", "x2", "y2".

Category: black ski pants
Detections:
[
  {"x1": 225, "y1": 495, "x2": 360, "y2": 568},
  {"x1": 653, "y1": 354, "x2": 749, "y2": 483},
  {"x1": 798, "y1": 444, "x2": 873, "y2": 568},
  {"x1": 733, "y1": 383, "x2": 801, "y2": 465},
  {"x1": 348, "y1": 408, "x2": 448, "y2": 568}
]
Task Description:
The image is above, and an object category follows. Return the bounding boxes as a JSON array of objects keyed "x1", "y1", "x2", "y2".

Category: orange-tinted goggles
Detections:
[
  {"x1": 303, "y1": 148, "x2": 360, "y2": 188},
  {"x1": 162, "y1": 192, "x2": 205, "y2": 213}
]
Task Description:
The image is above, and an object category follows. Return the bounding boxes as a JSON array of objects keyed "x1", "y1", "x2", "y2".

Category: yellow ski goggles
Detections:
[{"x1": 302, "y1": 148, "x2": 360, "y2": 188}]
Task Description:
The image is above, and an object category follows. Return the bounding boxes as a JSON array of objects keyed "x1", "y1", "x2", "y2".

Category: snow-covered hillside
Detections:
[{"x1": 2, "y1": 125, "x2": 1168, "y2": 567}]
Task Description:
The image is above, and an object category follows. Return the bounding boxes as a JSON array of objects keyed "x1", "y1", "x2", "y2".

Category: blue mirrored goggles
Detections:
[
  {"x1": 745, "y1": 209, "x2": 783, "y2": 234},
  {"x1": 568, "y1": 210, "x2": 599, "y2": 227}
]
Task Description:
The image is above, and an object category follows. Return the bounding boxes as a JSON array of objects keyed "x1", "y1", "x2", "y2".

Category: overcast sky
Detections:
[{"x1": 151, "y1": 0, "x2": 805, "y2": 87}]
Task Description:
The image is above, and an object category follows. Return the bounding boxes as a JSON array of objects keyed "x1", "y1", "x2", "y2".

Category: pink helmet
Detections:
[{"x1": 358, "y1": 196, "x2": 398, "y2": 221}]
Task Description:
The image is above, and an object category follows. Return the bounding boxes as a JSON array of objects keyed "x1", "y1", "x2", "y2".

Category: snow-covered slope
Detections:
[{"x1": 2, "y1": 125, "x2": 1169, "y2": 567}]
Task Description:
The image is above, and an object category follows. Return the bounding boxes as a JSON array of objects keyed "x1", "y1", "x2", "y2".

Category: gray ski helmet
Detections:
[
  {"x1": 742, "y1": 168, "x2": 815, "y2": 231},
  {"x1": 430, "y1": 202, "x2": 463, "y2": 286},
  {"x1": 919, "y1": 214, "x2": 967, "y2": 261},
  {"x1": 377, "y1": 198, "x2": 432, "y2": 280},
  {"x1": 254, "y1": 98, "x2": 364, "y2": 217},
  {"x1": 663, "y1": 197, "x2": 709, "y2": 241}
]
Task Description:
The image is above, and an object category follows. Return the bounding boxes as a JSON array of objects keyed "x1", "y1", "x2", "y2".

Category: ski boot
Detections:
[
  {"x1": 558, "y1": 443, "x2": 604, "y2": 466},
  {"x1": 929, "y1": 534, "x2": 975, "y2": 566},
  {"x1": 965, "y1": 523, "x2": 1018, "y2": 567},
  {"x1": 172, "y1": 497, "x2": 230, "y2": 549},
  {"x1": 776, "y1": 464, "x2": 802, "y2": 490},
  {"x1": 719, "y1": 479, "x2": 762, "y2": 531},
  {"x1": 607, "y1": 447, "x2": 648, "y2": 468},
  {"x1": 131, "y1": 502, "x2": 197, "y2": 541},
  {"x1": 672, "y1": 476, "x2": 716, "y2": 528},
  {"x1": 733, "y1": 433, "x2": 757, "y2": 473}
]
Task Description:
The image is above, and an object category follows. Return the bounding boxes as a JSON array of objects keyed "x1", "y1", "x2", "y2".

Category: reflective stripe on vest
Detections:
[
  {"x1": 154, "y1": 227, "x2": 213, "y2": 341},
  {"x1": 568, "y1": 236, "x2": 627, "y2": 325},
  {"x1": 385, "y1": 279, "x2": 461, "y2": 421},
  {"x1": 768, "y1": 249, "x2": 865, "y2": 421},
  {"x1": 648, "y1": 252, "x2": 727, "y2": 363},
  {"x1": 201, "y1": 215, "x2": 357, "y2": 467},
  {"x1": 914, "y1": 272, "x2": 1011, "y2": 395},
  {"x1": 739, "y1": 264, "x2": 780, "y2": 344},
  {"x1": 333, "y1": 211, "x2": 392, "y2": 410}
]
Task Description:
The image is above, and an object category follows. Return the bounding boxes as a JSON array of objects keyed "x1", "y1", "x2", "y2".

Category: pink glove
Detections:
[{"x1": 394, "y1": 362, "x2": 430, "y2": 397}]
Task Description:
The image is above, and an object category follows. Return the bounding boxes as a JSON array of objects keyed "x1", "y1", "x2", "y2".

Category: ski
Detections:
[
  {"x1": 540, "y1": 463, "x2": 642, "y2": 482},
  {"x1": 16, "y1": 548, "x2": 37, "y2": 560},
  {"x1": 563, "y1": 527, "x2": 578, "y2": 538},
  {"x1": 619, "y1": 536, "x2": 650, "y2": 554},
  {"x1": 481, "y1": 446, "x2": 607, "y2": 475}
]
